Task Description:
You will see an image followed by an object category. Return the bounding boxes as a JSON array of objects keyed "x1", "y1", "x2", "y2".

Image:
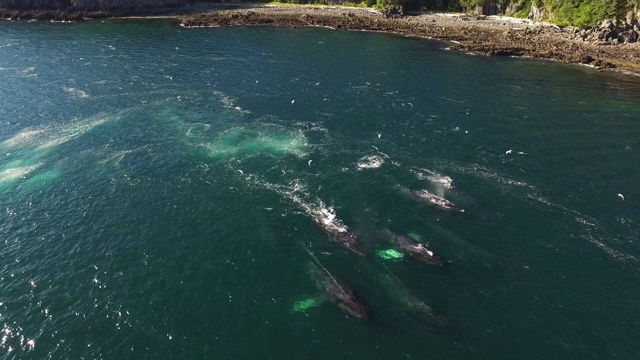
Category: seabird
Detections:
[
  {"x1": 618, "y1": 193, "x2": 625, "y2": 200},
  {"x1": 506, "y1": 149, "x2": 513, "y2": 154}
]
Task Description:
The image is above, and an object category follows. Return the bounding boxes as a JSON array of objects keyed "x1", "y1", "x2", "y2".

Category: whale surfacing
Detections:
[
  {"x1": 411, "y1": 189, "x2": 460, "y2": 213},
  {"x1": 309, "y1": 207, "x2": 366, "y2": 256},
  {"x1": 392, "y1": 233, "x2": 444, "y2": 266}
]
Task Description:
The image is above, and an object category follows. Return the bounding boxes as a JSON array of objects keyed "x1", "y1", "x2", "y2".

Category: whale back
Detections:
[
  {"x1": 393, "y1": 233, "x2": 444, "y2": 266},
  {"x1": 310, "y1": 263, "x2": 369, "y2": 319}
]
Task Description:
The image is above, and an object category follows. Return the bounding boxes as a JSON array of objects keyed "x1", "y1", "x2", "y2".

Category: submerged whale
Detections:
[
  {"x1": 309, "y1": 262, "x2": 369, "y2": 319},
  {"x1": 375, "y1": 265, "x2": 449, "y2": 327},
  {"x1": 411, "y1": 189, "x2": 461, "y2": 213},
  {"x1": 402, "y1": 292, "x2": 449, "y2": 327},
  {"x1": 391, "y1": 233, "x2": 444, "y2": 266}
]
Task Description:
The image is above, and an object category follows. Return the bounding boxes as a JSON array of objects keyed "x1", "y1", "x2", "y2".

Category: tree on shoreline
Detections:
[{"x1": 458, "y1": 0, "x2": 639, "y2": 28}]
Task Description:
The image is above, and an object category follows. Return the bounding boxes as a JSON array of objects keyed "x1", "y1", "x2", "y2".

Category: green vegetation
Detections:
[
  {"x1": 547, "y1": 0, "x2": 638, "y2": 27},
  {"x1": 459, "y1": 0, "x2": 638, "y2": 28},
  {"x1": 513, "y1": 0, "x2": 531, "y2": 18},
  {"x1": 192, "y1": 0, "x2": 638, "y2": 28}
]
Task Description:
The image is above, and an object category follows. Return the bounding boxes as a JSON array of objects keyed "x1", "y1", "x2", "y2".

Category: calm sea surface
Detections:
[{"x1": 1, "y1": 19, "x2": 639, "y2": 359}]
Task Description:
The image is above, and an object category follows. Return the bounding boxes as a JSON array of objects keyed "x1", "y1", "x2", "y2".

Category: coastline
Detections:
[{"x1": 2, "y1": 4, "x2": 640, "y2": 76}]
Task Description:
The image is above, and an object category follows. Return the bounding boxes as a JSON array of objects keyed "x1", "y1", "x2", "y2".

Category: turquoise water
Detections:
[{"x1": 1, "y1": 19, "x2": 639, "y2": 359}]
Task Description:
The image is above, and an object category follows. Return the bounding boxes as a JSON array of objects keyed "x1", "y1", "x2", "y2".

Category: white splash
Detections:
[
  {"x1": 63, "y1": 86, "x2": 89, "y2": 99},
  {"x1": 357, "y1": 154, "x2": 386, "y2": 170},
  {"x1": 1, "y1": 128, "x2": 46, "y2": 149},
  {"x1": 37, "y1": 117, "x2": 110, "y2": 150},
  {"x1": 427, "y1": 174, "x2": 455, "y2": 189},
  {"x1": 1, "y1": 115, "x2": 112, "y2": 152},
  {"x1": 244, "y1": 176, "x2": 349, "y2": 234},
  {"x1": 0, "y1": 163, "x2": 43, "y2": 183},
  {"x1": 212, "y1": 91, "x2": 249, "y2": 113}
]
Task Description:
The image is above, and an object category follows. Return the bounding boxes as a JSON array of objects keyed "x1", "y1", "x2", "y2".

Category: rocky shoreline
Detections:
[{"x1": 2, "y1": 4, "x2": 640, "y2": 76}]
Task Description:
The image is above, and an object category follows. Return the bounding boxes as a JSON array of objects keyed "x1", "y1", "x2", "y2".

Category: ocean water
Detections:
[{"x1": 1, "y1": 19, "x2": 639, "y2": 359}]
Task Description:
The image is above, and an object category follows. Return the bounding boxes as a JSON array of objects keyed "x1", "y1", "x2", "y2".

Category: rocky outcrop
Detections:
[
  {"x1": 471, "y1": 1, "x2": 501, "y2": 16},
  {"x1": 470, "y1": 1, "x2": 521, "y2": 16},
  {"x1": 528, "y1": 5, "x2": 546, "y2": 21},
  {"x1": 579, "y1": 19, "x2": 640, "y2": 44},
  {"x1": 381, "y1": 5, "x2": 404, "y2": 19}
]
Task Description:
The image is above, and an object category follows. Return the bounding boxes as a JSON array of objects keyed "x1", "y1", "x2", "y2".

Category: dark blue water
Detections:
[{"x1": 1, "y1": 19, "x2": 639, "y2": 359}]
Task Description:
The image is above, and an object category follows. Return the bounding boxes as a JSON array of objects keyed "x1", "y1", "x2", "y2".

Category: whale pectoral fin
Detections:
[
  {"x1": 292, "y1": 296, "x2": 326, "y2": 313},
  {"x1": 377, "y1": 248, "x2": 404, "y2": 261}
]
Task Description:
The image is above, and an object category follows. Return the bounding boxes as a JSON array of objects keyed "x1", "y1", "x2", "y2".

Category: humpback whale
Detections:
[
  {"x1": 402, "y1": 292, "x2": 449, "y2": 327},
  {"x1": 308, "y1": 207, "x2": 366, "y2": 256},
  {"x1": 308, "y1": 262, "x2": 369, "y2": 319},
  {"x1": 411, "y1": 189, "x2": 461, "y2": 213},
  {"x1": 391, "y1": 233, "x2": 444, "y2": 266},
  {"x1": 375, "y1": 264, "x2": 449, "y2": 327}
]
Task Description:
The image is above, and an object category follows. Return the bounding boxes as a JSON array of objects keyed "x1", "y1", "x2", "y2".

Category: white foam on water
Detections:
[
  {"x1": 357, "y1": 154, "x2": 386, "y2": 170},
  {"x1": 16, "y1": 67, "x2": 37, "y2": 77},
  {"x1": 409, "y1": 167, "x2": 455, "y2": 190},
  {"x1": 297, "y1": 197, "x2": 349, "y2": 234},
  {"x1": 212, "y1": 91, "x2": 250, "y2": 114},
  {"x1": 243, "y1": 175, "x2": 350, "y2": 235},
  {"x1": 570, "y1": 212, "x2": 639, "y2": 263},
  {"x1": 2, "y1": 115, "x2": 112, "y2": 152},
  {"x1": 1, "y1": 128, "x2": 47, "y2": 149},
  {"x1": 99, "y1": 145, "x2": 150, "y2": 166},
  {"x1": 23, "y1": 168, "x2": 60, "y2": 188},
  {"x1": 185, "y1": 123, "x2": 211, "y2": 138},
  {"x1": 428, "y1": 174, "x2": 454, "y2": 189},
  {"x1": 526, "y1": 193, "x2": 554, "y2": 207},
  {"x1": 579, "y1": 226, "x2": 639, "y2": 263},
  {"x1": 205, "y1": 125, "x2": 309, "y2": 159},
  {"x1": 444, "y1": 162, "x2": 536, "y2": 191},
  {"x1": 409, "y1": 166, "x2": 436, "y2": 180},
  {"x1": 0, "y1": 163, "x2": 43, "y2": 183},
  {"x1": 292, "y1": 121, "x2": 329, "y2": 134},
  {"x1": 527, "y1": 190, "x2": 637, "y2": 264},
  {"x1": 442, "y1": 161, "x2": 638, "y2": 264},
  {"x1": 63, "y1": 86, "x2": 90, "y2": 99},
  {"x1": 37, "y1": 117, "x2": 111, "y2": 150}
]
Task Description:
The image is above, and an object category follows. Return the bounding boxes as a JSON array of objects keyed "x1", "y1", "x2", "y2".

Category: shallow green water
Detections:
[{"x1": 1, "y1": 19, "x2": 639, "y2": 359}]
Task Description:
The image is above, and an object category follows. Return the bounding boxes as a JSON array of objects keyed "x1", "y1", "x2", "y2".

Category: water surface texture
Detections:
[{"x1": 1, "y1": 20, "x2": 639, "y2": 359}]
